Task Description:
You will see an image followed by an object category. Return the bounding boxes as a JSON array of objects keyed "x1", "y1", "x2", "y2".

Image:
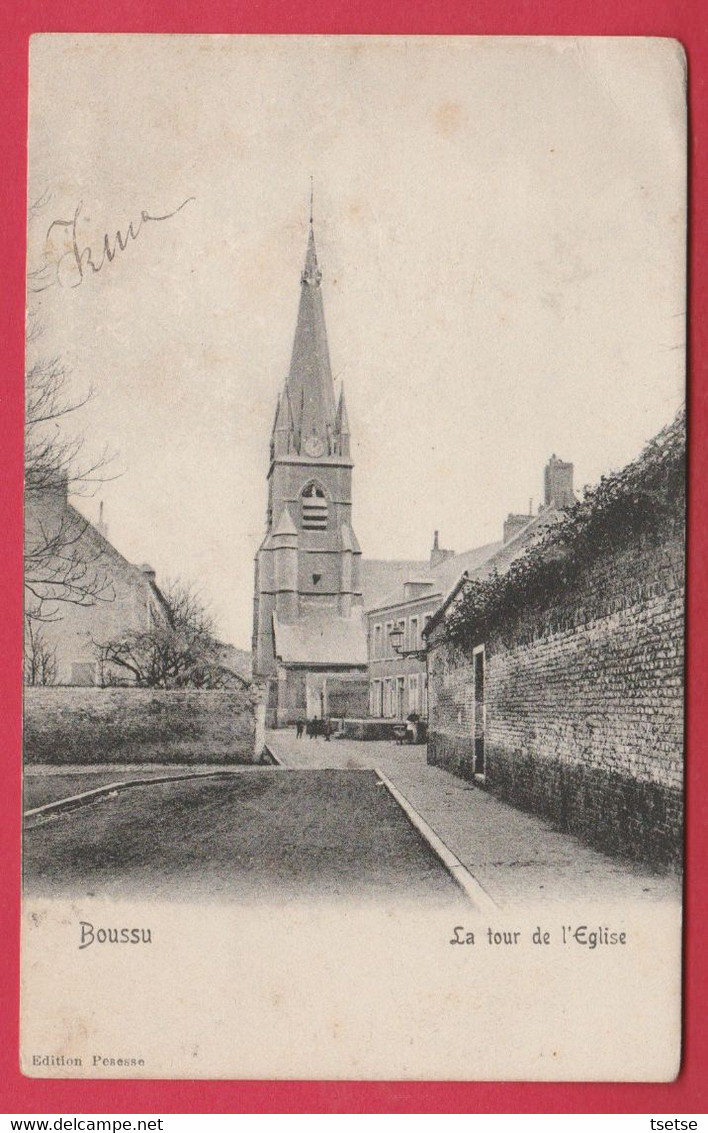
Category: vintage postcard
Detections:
[{"x1": 21, "y1": 35, "x2": 686, "y2": 1081}]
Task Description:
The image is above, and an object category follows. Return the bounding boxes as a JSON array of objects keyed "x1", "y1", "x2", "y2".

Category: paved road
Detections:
[
  {"x1": 267, "y1": 730, "x2": 681, "y2": 908},
  {"x1": 24, "y1": 769, "x2": 467, "y2": 906}
]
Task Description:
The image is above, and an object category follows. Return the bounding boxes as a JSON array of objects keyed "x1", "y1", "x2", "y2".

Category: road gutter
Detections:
[
  {"x1": 24, "y1": 769, "x2": 250, "y2": 823},
  {"x1": 374, "y1": 767, "x2": 499, "y2": 914}
]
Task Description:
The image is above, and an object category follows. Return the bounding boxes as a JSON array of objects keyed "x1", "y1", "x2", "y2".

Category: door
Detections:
[
  {"x1": 396, "y1": 676, "x2": 406, "y2": 720},
  {"x1": 473, "y1": 646, "x2": 485, "y2": 775}
]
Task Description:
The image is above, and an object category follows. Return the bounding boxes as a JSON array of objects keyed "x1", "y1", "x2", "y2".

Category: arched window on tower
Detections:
[{"x1": 301, "y1": 483, "x2": 329, "y2": 530}]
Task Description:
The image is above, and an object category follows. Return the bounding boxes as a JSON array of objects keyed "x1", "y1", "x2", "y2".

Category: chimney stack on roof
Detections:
[
  {"x1": 543, "y1": 455, "x2": 575, "y2": 510},
  {"x1": 96, "y1": 500, "x2": 109, "y2": 540},
  {"x1": 430, "y1": 531, "x2": 456, "y2": 570}
]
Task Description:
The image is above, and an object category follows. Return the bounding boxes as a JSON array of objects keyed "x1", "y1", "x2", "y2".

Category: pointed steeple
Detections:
[
  {"x1": 284, "y1": 216, "x2": 336, "y2": 457},
  {"x1": 335, "y1": 386, "x2": 350, "y2": 434},
  {"x1": 335, "y1": 385, "x2": 351, "y2": 458},
  {"x1": 301, "y1": 227, "x2": 322, "y2": 289},
  {"x1": 272, "y1": 383, "x2": 295, "y2": 456}
]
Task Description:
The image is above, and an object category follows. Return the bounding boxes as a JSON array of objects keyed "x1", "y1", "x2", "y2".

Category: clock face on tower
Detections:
[{"x1": 304, "y1": 434, "x2": 325, "y2": 458}]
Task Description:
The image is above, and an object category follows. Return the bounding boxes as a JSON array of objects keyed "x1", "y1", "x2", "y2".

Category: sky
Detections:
[{"x1": 27, "y1": 36, "x2": 686, "y2": 648}]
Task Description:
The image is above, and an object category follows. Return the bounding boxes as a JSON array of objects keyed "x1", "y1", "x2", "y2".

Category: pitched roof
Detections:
[
  {"x1": 362, "y1": 541, "x2": 503, "y2": 614},
  {"x1": 424, "y1": 509, "x2": 570, "y2": 637},
  {"x1": 273, "y1": 608, "x2": 368, "y2": 667},
  {"x1": 24, "y1": 490, "x2": 171, "y2": 622},
  {"x1": 359, "y1": 558, "x2": 430, "y2": 612},
  {"x1": 465, "y1": 511, "x2": 562, "y2": 581},
  {"x1": 432, "y1": 540, "x2": 503, "y2": 593},
  {"x1": 272, "y1": 506, "x2": 298, "y2": 537}
]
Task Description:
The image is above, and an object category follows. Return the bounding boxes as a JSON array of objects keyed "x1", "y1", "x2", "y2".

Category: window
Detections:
[
  {"x1": 421, "y1": 672, "x2": 429, "y2": 717},
  {"x1": 396, "y1": 676, "x2": 406, "y2": 719},
  {"x1": 396, "y1": 618, "x2": 405, "y2": 654},
  {"x1": 383, "y1": 678, "x2": 394, "y2": 717},
  {"x1": 409, "y1": 616, "x2": 419, "y2": 651},
  {"x1": 408, "y1": 674, "x2": 420, "y2": 713},
  {"x1": 385, "y1": 621, "x2": 394, "y2": 657},
  {"x1": 373, "y1": 623, "x2": 382, "y2": 660},
  {"x1": 301, "y1": 483, "x2": 328, "y2": 530},
  {"x1": 370, "y1": 680, "x2": 383, "y2": 717}
]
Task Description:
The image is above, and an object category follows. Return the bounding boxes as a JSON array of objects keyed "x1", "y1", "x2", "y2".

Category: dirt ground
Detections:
[{"x1": 23, "y1": 768, "x2": 467, "y2": 906}]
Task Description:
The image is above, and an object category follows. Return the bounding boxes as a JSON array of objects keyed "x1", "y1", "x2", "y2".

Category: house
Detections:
[
  {"x1": 424, "y1": 411, "x2": 685, "y2": 867},
  {"x1": 24, "y1": 475, "x2": 169, "y2": 686},
  {"x1": 365, "y1": 456, "x2": 575, "y2": 721}
]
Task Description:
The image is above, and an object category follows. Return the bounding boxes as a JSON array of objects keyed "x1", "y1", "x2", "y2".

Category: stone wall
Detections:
[
  {"x1": 326, "y1": 675, "x2": 369, "y2": 719},
  {"x1": 428, "y1": 530, "x2": 684, "y2": 868},
  {"x1": 24, "y1": 686, "x2": 261, "y2": 765}
]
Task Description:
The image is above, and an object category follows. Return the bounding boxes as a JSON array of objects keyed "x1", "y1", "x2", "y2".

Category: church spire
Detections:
[
  {"x1": 282, "y1": 208, "x2": 336, "y2": 458},
  {"x1": 301, "y1": 226, "x2": 322, "y2": 289}
]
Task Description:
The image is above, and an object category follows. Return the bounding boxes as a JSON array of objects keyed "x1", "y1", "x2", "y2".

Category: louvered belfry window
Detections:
[{"x1": 302, "y1": 483, "x2": 328, "y2": 530}]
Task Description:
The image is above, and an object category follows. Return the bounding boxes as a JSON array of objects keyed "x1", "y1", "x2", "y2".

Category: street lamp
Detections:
[{"x1": 388, "y1": 627, "x2": 404, "y2": 653}]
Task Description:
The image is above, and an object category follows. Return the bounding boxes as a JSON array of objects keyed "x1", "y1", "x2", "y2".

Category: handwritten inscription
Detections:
[{"x1": 37, "y1": 196, "x2": 195, "y2": 290}]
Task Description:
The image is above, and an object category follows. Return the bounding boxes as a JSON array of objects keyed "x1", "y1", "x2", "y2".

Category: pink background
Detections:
[{"x1": 1, "y1": 0, "x2": 704, "y2": 1113}]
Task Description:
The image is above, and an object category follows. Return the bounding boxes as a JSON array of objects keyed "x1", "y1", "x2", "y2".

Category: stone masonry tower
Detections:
[{"x1": 252, "y1": 213, "x2": 367, "y2": 725}]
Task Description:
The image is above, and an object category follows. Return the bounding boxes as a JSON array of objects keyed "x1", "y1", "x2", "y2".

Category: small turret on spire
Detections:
[
  {"x1": 335, "y1": 385, "x2": 351, "y2": 458},
  {"x1": 272, "y1": 383, "x2": 295, "y2": 457},
  {"x1": 335, "y1": 386, "x2": 350, "y2": 434}
]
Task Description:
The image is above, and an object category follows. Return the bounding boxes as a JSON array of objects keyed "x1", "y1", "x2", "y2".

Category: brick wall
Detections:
[
  {"x1": 428, "y1": 530, "x2": 684, "y2": 868},
  {"x1": 24, "y1": 687, "x2": 261, "y2": 765},
  {"x1": 326, "y1": 675, "x2": 369, "y2": 719}
]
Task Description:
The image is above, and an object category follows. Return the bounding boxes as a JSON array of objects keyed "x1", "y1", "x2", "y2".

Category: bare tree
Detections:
[
  {"x1": 24, "y1": 500, "x2": 116, "y2": 623},
  {"x1": 95, "y1": 580, "x2": 233, "y2": 689},
  {"x1": 24, "y1": 316, "x2": 117, "y2": 623},
  {"x1": 23, "y1": 618, "x2": 58, "y2": 686}
]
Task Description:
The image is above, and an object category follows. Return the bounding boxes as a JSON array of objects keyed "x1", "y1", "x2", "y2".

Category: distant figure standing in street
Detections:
[{"x1": 295, "y1": 718, "x2": 305, "y2": 739}]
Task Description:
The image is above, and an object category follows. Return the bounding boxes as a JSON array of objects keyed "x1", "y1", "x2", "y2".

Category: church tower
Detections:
[{"x1": 252, "y1": 209, "x2": 367, "y2": 725}]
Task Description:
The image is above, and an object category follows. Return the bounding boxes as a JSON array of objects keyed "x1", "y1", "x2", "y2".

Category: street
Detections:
[
  {"x1": 266, "y1": 730, "x2": 682, "y2": 907},
  {"x1": 22, "y1": 732, "x2": 681, "y2": 908}
]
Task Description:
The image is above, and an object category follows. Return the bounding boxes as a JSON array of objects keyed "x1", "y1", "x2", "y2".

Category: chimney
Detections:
[
  {"x1": 140, "y1": 562, "x2": 157, "y2": 582},
  {"x1": 544, "y1": 455, "x2": 575, "y2": 510},
  {"x1": 96, "y1": 500, "x2": 109, "y2": 540},
  {"x1": 430, "y1": 531, "x2": 456, "y2": 570}
]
